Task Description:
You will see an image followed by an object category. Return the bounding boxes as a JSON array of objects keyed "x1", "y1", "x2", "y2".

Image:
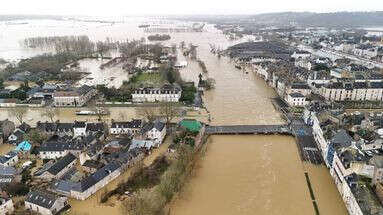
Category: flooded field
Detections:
[{"x1": 77, "y1": 58, "x2": 130, "y2": 88}]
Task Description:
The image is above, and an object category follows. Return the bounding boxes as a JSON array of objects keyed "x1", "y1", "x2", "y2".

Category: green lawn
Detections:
[{"x1": 132, "y1": 72, "x2": 165, "y2": 86}]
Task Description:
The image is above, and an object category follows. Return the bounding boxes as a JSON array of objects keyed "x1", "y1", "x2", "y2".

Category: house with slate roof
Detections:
[
  {"x1": 138, "y1": 120, "x2": 166, "y2": 145},
  {"x1": 7, "y1": 122, "x2": 31, "y2": 145},
  {"x1": 286, "y1": 92, "x2": 308, "y2": 107},
  {"x1": 56, "y1": 161, "x2": 121, "y2": 200},
  {"x1": 0, "y1": 165, "x2": 18, "y2": 184},
  {"x1": 36, "y1": 121, "x2": 74, "y2": 137},
  {"x1": 110, "y1": 119, "x2": 143, "y2": 135},
  {"x1": 25, "y1": 190, "x2": 68, "y2": 215},
  {"x1": 38, "y1": 136, "x2": 84, "y2": 160},
  {"x1": 0, "y1": 151, "x2": 18, "y2": 167},
  {"x1": 35, "y1": 153, "x2": 77, "y2": 180}
]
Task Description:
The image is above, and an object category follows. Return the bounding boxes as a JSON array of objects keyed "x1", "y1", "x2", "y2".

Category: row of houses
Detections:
[
  {"x1": 37, "y1": 121, "x2": 105, "y2": 138},
  {"x1": 304, "y1": 104, "x2": 383, "y2": 215},
  {"x1": 132, "y1": 84, "x2": 182, "y2": 103}
]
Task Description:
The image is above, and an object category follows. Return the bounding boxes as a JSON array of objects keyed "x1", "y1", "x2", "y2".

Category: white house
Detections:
[
  {"x1": 110, "y1": 119, "x2": 143, "y2": 135},
  {"x1": 287, "y1": 83, "x2": 312, "y2": 97},
  {"x1": 25, "y1": 191, "x2": 68, "y2": 215},
  {"x1": 73, "y1": 121, "x2": 87, "y2": 137},
  {"x1": 295, "y1": 59, "x2": 312, "y2": 70},
  {"x1": 320, "y1": 82, "x2": 383, "y2": 102},
  {"x1": 286, "y1": 93, "x2": 308, "y2": 107},
  {"x1": 139, "y1": 121, "x2": 166, "y2": 145}
]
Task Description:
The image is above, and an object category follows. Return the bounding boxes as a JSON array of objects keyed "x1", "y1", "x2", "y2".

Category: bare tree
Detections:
[
  {"x1": 91, "y1": 102, "x2": 109, "y2": 123},
  {"x1": 40, "y1": 108, "x2": 59, "y2": 122},
  {"x1": 119, "y1": 111, "x2": 127, "y2": 121},
  {"x1": 136, "y1": 106, "x2": 158, "y2": 122},
  {"x1": 8, "y1": 107, "x2": 27, "y2": 124},
  {"x1": 159, "y1": 102, "x2": 180, "y2": 126},
  {"x1": 96, "y1": 41, "x2": 109, "y2": 59}
]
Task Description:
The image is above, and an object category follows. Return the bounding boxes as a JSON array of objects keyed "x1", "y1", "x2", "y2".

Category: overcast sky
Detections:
[{"x1": 0, "y1": 0, "x2": 382, "y2": 16}]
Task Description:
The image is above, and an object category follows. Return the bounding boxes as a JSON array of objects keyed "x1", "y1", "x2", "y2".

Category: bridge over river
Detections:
[
  {"x1": 205, "y1": 124, "x2": 291, "y2": 135},
  {"x1": 205, "y1": 122, "x2": 323, "y2": 165}
]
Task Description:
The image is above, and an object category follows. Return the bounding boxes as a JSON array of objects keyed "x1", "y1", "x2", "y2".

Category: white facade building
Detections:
[
  {"x1": 286, "y1": 93, "x2": 308, "y2": 107},
  {"x1": 132, "y1": 85, "x2": 182, "y2": 103},
  {"x1": 320, "y1": 82, "x2": 383, "y2": 101}
]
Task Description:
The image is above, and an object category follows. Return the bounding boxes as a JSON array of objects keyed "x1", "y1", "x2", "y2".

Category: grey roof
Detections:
[
  {"x1": 0, "y1": 166, "x2": 17, "y2": 176},
  {"x1": 11, "y1": 130, "x2": 25, "y2": 140},
  {"x1": 39, "y1": 136, "x2": 84, "y2": 152},
  {"x1": 37, "y1": 122, "x2": 74, "y2": 133},
  {"x1": 18, "y1": 123, "x2": 31, "y2": 133},
  {"x1": 111, "y1": 119, "x2": 143, "y2": 129},
  {"x1": 76, "y1": 85, "x2": 93, "y2": 95},
  {"x1": 74, "y1": 121, "x2": 86, "y2": 128},
  {"x1": 75, "y1": 161, "x2": 120, "y2": 192},
  {"x1": 47, "y1": 153, "x2": 76, "y2": 176},
  {"x1": 0, "y1": 151, "x2": 18, "y2": 165},
  {"x1": 291, "y1": 83, "x2": 310, "y2": 89},
  {"x1": 25, "y1": 191, "x2": 58, "y2": 209},
  {"x1": 331, "y1": 129, "x2": 353, "y2": 148},
  {"x1": 289, "y1": 92, "x2": 305, "y2": 98},
  {"x1": 140, "y1": 121, "x2": 165, "y2": 135},
  {"x1": 86, "y1": 123, "x2": 104, "y2": 132}
]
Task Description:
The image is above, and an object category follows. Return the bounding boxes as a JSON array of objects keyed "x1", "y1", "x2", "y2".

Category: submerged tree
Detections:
[
  {"x1": 136, "y1": 106, "x2": 159, "y2": 122},
  {"x1": 159, "y1": 102, "x2": 180, "y2": 127},
  {"x1": 40, "y1": 108, "x2": 59, "y2": 122},
  {"x1": 8, "y1": 107, "x2": 27, "y2": 124}
]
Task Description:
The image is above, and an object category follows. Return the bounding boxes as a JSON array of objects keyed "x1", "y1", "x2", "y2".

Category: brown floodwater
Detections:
[{"x1": 169, "y1": 27, "x2": 348, "y2": 215}]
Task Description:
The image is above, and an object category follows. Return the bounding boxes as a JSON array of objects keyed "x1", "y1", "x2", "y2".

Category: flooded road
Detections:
[
  {"x1": 0, "y1": 107, "x2": 137, "y2": 126},
  {"x1": 77, "y1": 58, "x2": 129, "y2": 88}
]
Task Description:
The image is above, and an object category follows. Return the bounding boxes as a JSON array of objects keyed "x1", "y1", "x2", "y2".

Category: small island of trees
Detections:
[{"x1": 147, "y1": 34, "x2": 171, "y2": 42}]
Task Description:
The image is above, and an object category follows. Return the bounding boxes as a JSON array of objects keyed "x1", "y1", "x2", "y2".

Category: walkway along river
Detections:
[{"x1": 169, "y1": 28, "x2": 348, "y2": 214}]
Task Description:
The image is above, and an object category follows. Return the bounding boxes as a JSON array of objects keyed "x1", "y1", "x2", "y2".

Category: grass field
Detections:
[{"x1": 132, "y1": 72, "x2": 165, "y2": 86}]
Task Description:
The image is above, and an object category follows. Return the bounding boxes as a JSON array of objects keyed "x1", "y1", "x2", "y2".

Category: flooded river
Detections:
[
  {"x1": 168, "y1": 26, "x2": 348, "y2": 215},
  {"x1": 0, "y1": 17, "x2": 348, "y2": 214}
]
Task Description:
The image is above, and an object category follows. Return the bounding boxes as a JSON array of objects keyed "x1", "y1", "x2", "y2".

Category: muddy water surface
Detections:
[{"x1": 171, "y1": 135, "x2": 314, "y2": 215}]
